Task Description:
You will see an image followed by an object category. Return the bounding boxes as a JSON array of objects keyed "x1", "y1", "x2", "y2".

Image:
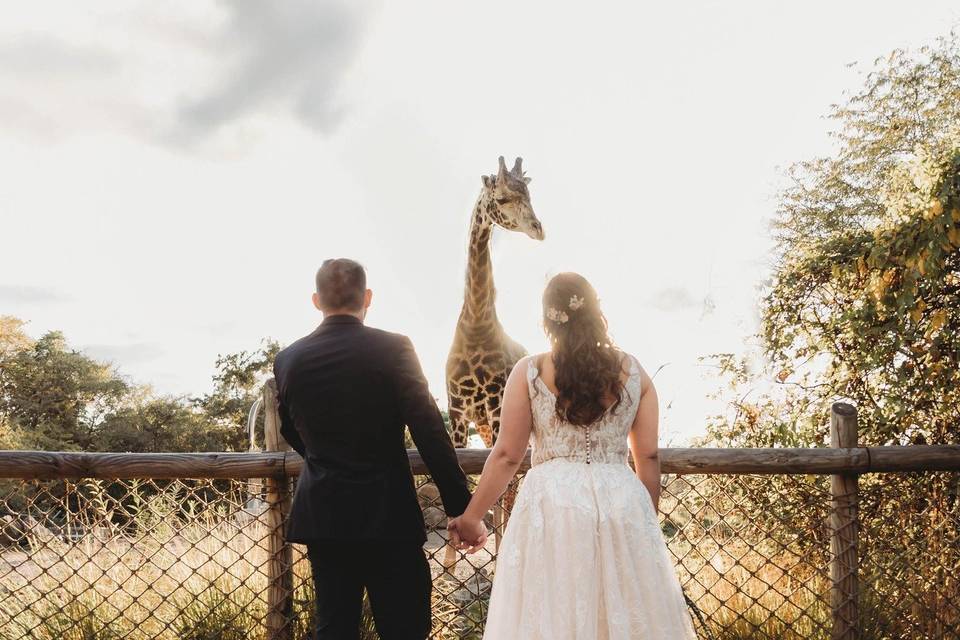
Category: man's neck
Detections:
[{"x1": 322, "y1": 310, "x2": 365, "y2": 323}]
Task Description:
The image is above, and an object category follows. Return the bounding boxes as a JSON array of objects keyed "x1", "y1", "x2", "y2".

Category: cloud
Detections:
[
  {"x1": 0, "y1": 31, "x2": 133, "y2": 140},
  {"x1": 0, "y1": 1, "x2": 373, "y2": 144},
  {"x1": 172, "y1": 0, "x2": 370, "y2": 140},
  {"x1": 0, "y1": 35, "x2": 119, "y2": 75},
  {"x1": 84, "y1": 342, "x2": 165, "y2": 366},
  {"x1": 647, "y1": 286, "x2": 699, "y2": 312},
  {"x1": 0, "y1": 285, "x2": 68, "y2": 305}
]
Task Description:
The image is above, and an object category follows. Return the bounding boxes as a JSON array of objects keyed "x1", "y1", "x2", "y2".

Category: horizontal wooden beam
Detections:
[
  {"x1": 0, "y1": 451, "x2": 286, "y2": 480},
  {"x1": 660, "y1": 447, "x2": 869, "y2": 475},
  {"x1": 0, "y1": 446, "x2": 957, "y2": 479},
  {"x1": 373, "y1": 446, "x2": 960, "y2": 475},
  {"x1": 866, "y1": 445, "x2": 960, "y2": 472}
]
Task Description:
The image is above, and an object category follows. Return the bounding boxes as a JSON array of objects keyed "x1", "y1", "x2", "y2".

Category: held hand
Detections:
[
  {"x1": 447, "y1": 516, "x2": 463, "y2": 549},
  {"x1": 447, "y1": 515, "x2": 488, "y2": 554}
]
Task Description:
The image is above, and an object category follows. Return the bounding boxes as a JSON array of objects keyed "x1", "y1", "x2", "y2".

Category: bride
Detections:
[{"x1": 448, "y1": 272, "x2": 696, "y2": 639}]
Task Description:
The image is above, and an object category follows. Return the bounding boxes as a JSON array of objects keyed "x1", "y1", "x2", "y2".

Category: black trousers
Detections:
[{"x1": 306, "y1": 541, "x2": 432, "y2": 640}]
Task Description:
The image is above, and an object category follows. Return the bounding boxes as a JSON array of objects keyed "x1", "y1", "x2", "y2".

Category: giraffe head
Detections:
[{"x1": 481, "y1": 156, "x2": 544, "y2": 241}]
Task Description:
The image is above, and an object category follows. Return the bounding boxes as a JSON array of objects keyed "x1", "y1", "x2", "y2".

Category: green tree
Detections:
[
  {"x1": 95, "y1": 392, "x2": 218, "y2": 452},
  {"x1": 707, "y1": 34, "x2": 960, "y2": 449},
  {"x1": 0, "y1": 316, "x2": 32, "y2": 359},
  {"x1": 197, "y1": 340, "x2": 281, "y2": 451},
  {"x1": 0, "y1": 317, "x2": 33, "y2": 448},
  {"x1": 0, "y1": 316, "x2": 282, "y2": 452},
  {"x1": 0, "y1": 329, "x2": 129, "y2": 450},
  {"x1": 699, "y1": 35, "x2": 960, "y2": 637}
]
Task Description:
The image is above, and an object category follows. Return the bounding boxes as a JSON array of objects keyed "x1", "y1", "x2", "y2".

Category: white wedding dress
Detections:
[{"x1": 482, "y1": 355, "x2": 697, "y2": 640}]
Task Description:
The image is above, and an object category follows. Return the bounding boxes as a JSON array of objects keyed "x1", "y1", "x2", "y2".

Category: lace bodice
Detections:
[
  {"x1": 484, "y1": 354, "x2": 697, "y2": 639},
  {"x1": 526, "y1": 354, "x2": 642, "y2": 466}
]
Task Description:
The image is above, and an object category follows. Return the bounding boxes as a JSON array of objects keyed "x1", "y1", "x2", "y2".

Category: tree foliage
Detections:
[
  {"x1": 196, "y1": 340, "x2": 281, "y2": 451},
  {"x1": 0, "y1": 315, "x2": 279, "y2": 452},
  {"x1": 0, "y1": 323, "x2": 128, "y2": 450},
  {"x1": 696, "y1": 41, "x2": 960, "y2": 636},
  {"x1": 707, "y1": 34, "x2": 960, "y2": 448}
]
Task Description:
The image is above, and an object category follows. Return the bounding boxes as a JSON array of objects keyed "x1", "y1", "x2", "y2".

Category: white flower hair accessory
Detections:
[
  {"x1": 568, "y1": 295, "x2": 585, "y2": 311},
  {"x1": 546, "y1": 307, "x2": 569, "y2": 324}
]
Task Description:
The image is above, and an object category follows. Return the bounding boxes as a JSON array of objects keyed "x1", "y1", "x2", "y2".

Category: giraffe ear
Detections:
[
  {"x1": 482, "y1": 175, "x2": 493, "y2": 188},
  {"x1": 523, "y1": 177, "x2": 532, "y2": 185}
]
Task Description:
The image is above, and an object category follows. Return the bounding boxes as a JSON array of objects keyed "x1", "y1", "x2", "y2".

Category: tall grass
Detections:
[
  {"x1": 171, "y1": 586, "x2": 262, "y2": 640},
  {"x1": 0, "y1": 593, "x2": 127, "y2": 640},
  {"x1": 1, "y1": 475, "x2": 955, "y2": 639}
]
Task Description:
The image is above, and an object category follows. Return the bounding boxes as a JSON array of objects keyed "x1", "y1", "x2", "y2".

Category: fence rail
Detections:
[
  {"x1": 2, "y1": 444, "x2": 958, "y2": 479},
  {"x1": 0, "y1": 397, "x2": 958, "y2": 639}
]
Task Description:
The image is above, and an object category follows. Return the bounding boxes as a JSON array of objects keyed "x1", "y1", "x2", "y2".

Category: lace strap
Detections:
[
  {"x1": 524, "y1": 356, "x2": 540, "y2": 399},
  {"x1": 630, "y1": 354, "x2": 641, "y2": 371},
  {"x1": 627, "y1": 354, "x2": 642, "y2": 395}
]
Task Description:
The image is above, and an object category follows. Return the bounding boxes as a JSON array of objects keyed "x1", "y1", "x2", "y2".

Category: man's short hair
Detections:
[{"x1": 316, "y1": 259, "x2": 367, "y2": 311}]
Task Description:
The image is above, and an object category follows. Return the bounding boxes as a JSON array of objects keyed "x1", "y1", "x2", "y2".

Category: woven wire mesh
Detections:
[
  {"x1": 0, "y1": 477, "x2": 307, "y2": 640},
  {"x1": 660, "y1": 474, "x2": 833, "y2": 640},
  {"x1": 858, "y1": 471, "x2": 960, "y2": 638},
  {"x1": 0, "y1": 469, "x2": 957, "y2": 639},
  {"x1": 414, "y1": 474, "x2": 515, "y2": 640}
]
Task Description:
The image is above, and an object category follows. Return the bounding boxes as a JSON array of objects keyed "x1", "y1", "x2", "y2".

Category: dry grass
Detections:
[
  {"x1": 0, "y1": 524, "x2": 270, "y2": 638},
  {"x1": 0, "y1": 529, "x2": 832, "y2": 640},
  {"x1": 0, "y1": 500, "x2": 821, "y2": 639},
  {"x1": 0, "y1": 473, "x2": 956, "y2": 639},
  {"x1": 0, "y1": 507, "x2": 488, "y2": 639}
]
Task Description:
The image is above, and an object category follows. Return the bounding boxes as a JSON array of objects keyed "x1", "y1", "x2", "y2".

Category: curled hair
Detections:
[{"x1": 542, "y1": 272, "x2": 624, "y2": 426}]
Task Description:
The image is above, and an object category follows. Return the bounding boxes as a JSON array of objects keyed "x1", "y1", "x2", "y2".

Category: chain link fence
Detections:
[{"x1": 0, "y1": 464, "x2": 957, "y2": 639}]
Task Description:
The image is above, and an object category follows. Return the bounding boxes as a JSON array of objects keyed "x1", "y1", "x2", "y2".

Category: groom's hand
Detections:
[
  {"x1": 448, "y1": 516, "x2": 488, "y2": 554},
  {"x1": 447, "y1": 516, "x2": 463, "y2": 549}
]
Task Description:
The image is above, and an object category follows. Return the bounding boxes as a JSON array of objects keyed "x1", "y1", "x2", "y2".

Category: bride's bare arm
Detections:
[
  {"x1": 628, "y1": 367, "x2": 661, "y2": 510},
  {"x1": 457, "y1": 359, "x2": 533, "y2": 534}
]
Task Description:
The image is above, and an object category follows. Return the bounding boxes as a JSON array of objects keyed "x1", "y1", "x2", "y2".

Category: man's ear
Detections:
[
  {"x1": 364, "y1": 289, "x2": 373, "y2": 309},
  {"x1": 312, "y1": 292, "x2": 323, "y2": 311}
]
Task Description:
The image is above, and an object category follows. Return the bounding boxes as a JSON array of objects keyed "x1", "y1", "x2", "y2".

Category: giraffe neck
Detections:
[{"x1": 461, "y1": 193, "x2": 498, "y2": 329}]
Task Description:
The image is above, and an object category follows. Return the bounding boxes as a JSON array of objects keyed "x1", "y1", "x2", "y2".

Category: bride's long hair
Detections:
[{"x1": 541, "y1": 272, "x2": 624, "y2": 426}]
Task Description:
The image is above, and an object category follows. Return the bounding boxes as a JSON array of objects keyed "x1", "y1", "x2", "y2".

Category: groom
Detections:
[{"x1": 273, "y1": 258, "x2": 472, "y2": 640}]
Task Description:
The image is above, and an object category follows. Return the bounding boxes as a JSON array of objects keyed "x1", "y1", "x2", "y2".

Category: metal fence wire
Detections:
[{"x1": 0, "y1": 468, "x2": 957, "y2": 639}]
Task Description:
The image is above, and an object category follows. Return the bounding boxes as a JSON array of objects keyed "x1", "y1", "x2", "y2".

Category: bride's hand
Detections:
[{"x1": 448, "y1": 515, "x2": 488, "y2": 554}]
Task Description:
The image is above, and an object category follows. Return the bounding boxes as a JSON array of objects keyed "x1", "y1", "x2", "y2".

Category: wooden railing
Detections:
[
  {"x1": 2, "y1": 442, "x2": 958, "y2": 479},
  {"x1": 1, "y1": 397, "x2": 958, "y2": 639}
]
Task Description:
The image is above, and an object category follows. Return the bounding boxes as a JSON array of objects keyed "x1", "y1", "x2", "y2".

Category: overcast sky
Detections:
[{"x1": 2, "y1": 1, "x2": 958, "y2": 444}]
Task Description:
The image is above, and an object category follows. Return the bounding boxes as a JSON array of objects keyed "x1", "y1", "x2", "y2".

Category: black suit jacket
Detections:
[{"x1": 273, "y1": 315, "x2": 471, "y2": 544}]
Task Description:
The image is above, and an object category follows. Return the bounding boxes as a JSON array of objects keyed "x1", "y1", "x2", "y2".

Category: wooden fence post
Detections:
[
  {"x1": 263, "y1": 378, "x2": 294, "y2": 640},
  {"x1": 830, "y1": 402, "x2": 859, "y2": 640}
]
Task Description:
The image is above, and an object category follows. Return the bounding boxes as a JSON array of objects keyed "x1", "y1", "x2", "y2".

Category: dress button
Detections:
[{"x1": 585, "y1": 427, "x2": 592, "y2": 464}]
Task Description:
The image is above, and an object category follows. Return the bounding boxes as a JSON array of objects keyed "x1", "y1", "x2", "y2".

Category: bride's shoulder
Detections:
[
  {"x1": 615, "y1": 350, "x2": 648, "y2": 382},
  {"x1": 616, "y1": 351, "x2": 654, "y2": 397},
  {"x1": 517, "y1": 353, "x2": 548, "y2": 375},
  {"x1": 614, "y1": 349, "x2": 639, "y2": 369}
]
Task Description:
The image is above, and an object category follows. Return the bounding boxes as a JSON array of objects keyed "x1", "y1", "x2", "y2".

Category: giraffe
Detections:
[
  {"x1": 447, "y1": 156, "x2": 542, "y2": 449},
  {"x1": 444, "y1": 156, "x2": 543, "y2": 566}
]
